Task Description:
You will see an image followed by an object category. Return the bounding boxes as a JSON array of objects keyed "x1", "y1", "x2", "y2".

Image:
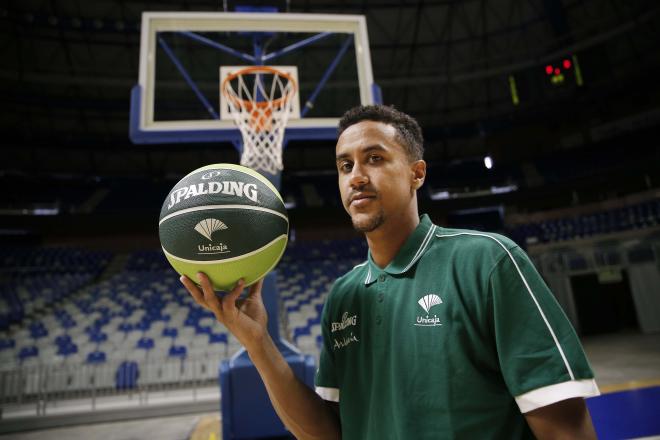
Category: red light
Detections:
[
  {"x1": 545, "y1": 65, "x2": 553, "y2": 75},
  {"x1": 563, "y1": 59, "x2": 572, "y2": 69},
  {"x1": 554, "y1": 68, "x2": 561, "y2": 75}
]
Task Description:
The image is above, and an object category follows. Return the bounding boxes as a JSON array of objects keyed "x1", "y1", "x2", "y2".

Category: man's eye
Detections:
[
  {"x1": 369, "y1": 155, "x2": 382, "y2": 163},
  {"x1": 340, "y1": 162, "x2": 353, "y2": 172}
]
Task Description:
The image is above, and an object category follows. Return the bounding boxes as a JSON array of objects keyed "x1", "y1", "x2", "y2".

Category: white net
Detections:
[{"x1": 221, "y1": 67, "x2": 297, "y2": 175}]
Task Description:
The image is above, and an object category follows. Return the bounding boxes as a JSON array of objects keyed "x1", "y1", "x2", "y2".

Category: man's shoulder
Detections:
[
  {"x1": 334, "y1": 260, "x2": 369, "y2": 287},
  {"x1": 325, "y1": 260, "x2": 368, "y2": 300},
  {"x1": 429, "y1": 225, "x2": 520, "y2": 264}
]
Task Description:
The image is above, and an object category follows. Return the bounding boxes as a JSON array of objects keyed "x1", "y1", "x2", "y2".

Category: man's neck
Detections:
[{"x1": 365, "y1": 206, "x2": 420, "y2": 269}]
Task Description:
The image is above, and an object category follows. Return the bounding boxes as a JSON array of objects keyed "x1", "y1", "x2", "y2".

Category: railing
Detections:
[
  {"x1": 532, "y1": 241, "x2": 660, "y2": 275},
  {"x1": 0, "y1": 354, "x2": 224, "y2": 419}
]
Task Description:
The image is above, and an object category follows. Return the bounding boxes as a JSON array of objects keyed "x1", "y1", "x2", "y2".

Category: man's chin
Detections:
[{"x1": 351, "y1": 211, "x2": 385, "y2": 233}]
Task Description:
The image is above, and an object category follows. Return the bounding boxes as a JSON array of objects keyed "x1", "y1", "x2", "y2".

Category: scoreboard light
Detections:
[
  {"x1": 545, "y1": 57, "x2": 576, "y2": 85},
  {"x1": 544, "y1": 55, "x2": 584, "y2": 86}
]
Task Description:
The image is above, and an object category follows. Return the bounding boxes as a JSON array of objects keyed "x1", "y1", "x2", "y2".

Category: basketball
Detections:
[{"x1": 158, "y1": 163, "x2": 288, "y2": 291}]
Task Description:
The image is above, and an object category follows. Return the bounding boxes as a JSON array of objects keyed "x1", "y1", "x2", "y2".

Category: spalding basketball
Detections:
[{"x1": 159, "y1": 164, "x2": 288, "y2": 291}]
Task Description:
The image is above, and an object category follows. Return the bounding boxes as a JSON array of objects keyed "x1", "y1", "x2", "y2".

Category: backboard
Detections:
[{"x1": 130, "y1": 12, "x2": 380, "y2": 145}]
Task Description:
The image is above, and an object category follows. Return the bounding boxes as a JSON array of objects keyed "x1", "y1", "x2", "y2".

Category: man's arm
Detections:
[
  {"x1": 524, "y1": 398, "x2": 597, "y2": 440},
  {"x1": 248, "y1": 332, "x2": 342, "y2": 440},
  {"x1": 181, "y1": 273, "x2": 341, "y2": 440}
]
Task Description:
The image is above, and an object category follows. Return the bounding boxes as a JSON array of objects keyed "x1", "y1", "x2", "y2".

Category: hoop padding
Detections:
[{"x1": 221, "y1": 66, "x2": 297, "y2": 175}]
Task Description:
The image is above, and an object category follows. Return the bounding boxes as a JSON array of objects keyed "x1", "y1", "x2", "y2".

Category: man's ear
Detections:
[{"x1": 411, "y1": 160, "x2": 426, "y2": 190}]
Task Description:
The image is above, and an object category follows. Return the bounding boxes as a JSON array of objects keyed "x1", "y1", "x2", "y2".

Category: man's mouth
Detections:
[{"x1": 349, "y1": 193, "x2": 376, "y2": 207}]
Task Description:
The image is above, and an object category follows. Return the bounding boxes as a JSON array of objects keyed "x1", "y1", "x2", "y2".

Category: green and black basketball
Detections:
[{"x1": 159, "y1": 164, "x2": 288, "y2": 291}]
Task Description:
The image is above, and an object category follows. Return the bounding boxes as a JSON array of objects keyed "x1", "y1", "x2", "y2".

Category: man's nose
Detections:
[{"x1": 349, "y1": 163, "x2": 369, "y2": 188}]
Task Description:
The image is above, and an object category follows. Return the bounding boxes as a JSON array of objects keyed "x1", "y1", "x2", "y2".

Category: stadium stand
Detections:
[
  {"x1": 508, "y1": 196, "x2": 660, "y2": 245},
  {"x1": 0, "y1": 238, "x2": 368, "y2": 406},
  {"x1": 2, "y1": 197, "x2": 659, "y2": 398}
]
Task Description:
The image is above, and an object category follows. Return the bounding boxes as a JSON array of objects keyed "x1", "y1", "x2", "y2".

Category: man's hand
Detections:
[{"x1": 180, "y1": 273, "x2": 267, "y2": 349}]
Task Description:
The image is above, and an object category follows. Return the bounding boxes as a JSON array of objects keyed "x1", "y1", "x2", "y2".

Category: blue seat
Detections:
[
  {"x1": 89, "y1": 332, "x2": 108, "y2": 343},
  {"x1": 162, "y1": 327, "x2": 178, "y2": 338},
  {"x1": 293, "y1": 327, "x2": 310, "y2": 343},
  {"x1": 55, "y1": 334, "x2": 72, "y2": 345},
  {"x1": 136, "y1": 337, "x2": 155, "y2": 350},
  {"x1": 0, "y1": 314, "x2": 9, "y2": 331},
  {"x1": 168, "y1": 345, "x2": 187, "y2": 358},
  {"x1": 57, "y1": 343, "x2": 78, "y2": 356},
  {"x1": 184, "y1": 316, "x2": 198, "y2": 327},
  {"x1": 196, "y1": 325, "x2": 212, "y2": 335},
  {"x1": 118, "y1": 322, "x2": 134, "y2": 332},
  {"x1": 209, "y1": 333, "x2": 228, "y2": 344},
  {"x1": 147, "y1": 313, "x2": 170, "y2": 322},
  {"x1": 0, "y1": 339, "x2": 15, "y2": 350},
  {"x1": 29, "y1": 323, "x2": 49, "y2": 339},
  {"x1": 115, "y1": 361, "x2": 139, "y2": 390},
  {"x1": 19, "y1": 346, "x2": 38, "y2": 360},
  {"x1": 86, "y1": 350, "x2": 107, "y2": 364},
  {"x1": 135, "y1": 320, "x2": 151, "y2": 331}
]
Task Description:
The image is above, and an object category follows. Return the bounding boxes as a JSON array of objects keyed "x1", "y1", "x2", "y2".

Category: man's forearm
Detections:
[{"x1": 247, "y1": 334, "x2": 341, "y2": 440}]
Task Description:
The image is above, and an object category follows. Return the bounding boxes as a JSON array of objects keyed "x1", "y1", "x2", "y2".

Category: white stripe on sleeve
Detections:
[
  {"x1": 515, "y1": 379, "x2": 600, "y2": 413},
  {"x1": 315, "y1": 386, "x2": 340, "y2": 402}
]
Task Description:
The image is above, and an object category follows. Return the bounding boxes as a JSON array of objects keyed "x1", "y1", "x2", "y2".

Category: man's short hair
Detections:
[{"x1": 338, "y1": 105, "x2": 424, "y2": 161}]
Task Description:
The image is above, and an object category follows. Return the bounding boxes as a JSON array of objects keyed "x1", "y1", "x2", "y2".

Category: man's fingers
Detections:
[
  {"x1": 180, "y1": 275, "x2": 211, "y2": 311},
  {"x1": 182, "y1": 274, "x2": 250, "y2": 324},
  {"x1": 248, "y1": 278, "x2": 264, "y2": 301},
  {"x1": 223, "y1": 278, "x2": 246, "y2": 314},
  {"x1": 197, "y1": 273, "x2": 224, "y2": 319}
]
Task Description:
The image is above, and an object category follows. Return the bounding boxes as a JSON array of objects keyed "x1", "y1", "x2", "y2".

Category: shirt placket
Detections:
[{"x1": 373, "y1": 269, "x2": 387, "y2": 350}]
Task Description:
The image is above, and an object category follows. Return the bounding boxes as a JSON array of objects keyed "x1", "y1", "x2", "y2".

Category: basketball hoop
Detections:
[{"x1": 221, "y1": 66, "x2": 297, "y2": 175}]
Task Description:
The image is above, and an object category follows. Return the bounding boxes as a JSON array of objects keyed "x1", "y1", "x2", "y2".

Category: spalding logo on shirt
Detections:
[{"x1": 331, "y1": 312, "x2": 360, "y2": 351}]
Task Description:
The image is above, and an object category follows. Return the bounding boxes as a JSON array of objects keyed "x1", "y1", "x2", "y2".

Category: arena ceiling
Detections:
[{"x1": 1, "y1": 0, "x2": 658, "y2": 176}]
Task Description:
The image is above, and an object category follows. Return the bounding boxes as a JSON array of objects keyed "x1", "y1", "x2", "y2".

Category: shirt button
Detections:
[
  {"x1": 377, "y1": 293, "x2": 384, "y2": 302},
  {"x1": 378, "y1": 274, "x2": 386, "y2": 282},
  {"x1": 376, "y1": 316, "x2": 382, "y2": 324}
]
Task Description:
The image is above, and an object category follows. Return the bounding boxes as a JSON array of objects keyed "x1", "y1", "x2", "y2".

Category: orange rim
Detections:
[{"x1": 221, "y1": 66, "x2": 297, "y2": 110}]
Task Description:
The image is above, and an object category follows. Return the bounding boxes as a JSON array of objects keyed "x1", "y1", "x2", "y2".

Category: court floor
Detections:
[{"x1": 1, "y1": 331, "x2": 658, "y2": 440}]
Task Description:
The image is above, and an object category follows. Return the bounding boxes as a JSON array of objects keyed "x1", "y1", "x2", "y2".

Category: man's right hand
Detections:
[{"x1": 180, "y1": 273, "x2": 268, "y2": 350}]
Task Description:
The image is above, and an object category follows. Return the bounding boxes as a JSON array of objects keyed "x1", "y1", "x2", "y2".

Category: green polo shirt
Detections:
[{"x1": 315, "y1": 214, "x2": 599, "y2": 439}]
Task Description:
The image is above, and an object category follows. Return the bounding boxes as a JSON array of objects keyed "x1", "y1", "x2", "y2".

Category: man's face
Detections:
[{"x1": 335, "y1": 120, "x2": 423, "y2": 233}]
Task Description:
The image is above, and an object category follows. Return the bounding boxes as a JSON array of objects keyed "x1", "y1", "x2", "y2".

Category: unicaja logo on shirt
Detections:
[{"x1": 414, "y1": 294, "x2": 443, "y2": 327}]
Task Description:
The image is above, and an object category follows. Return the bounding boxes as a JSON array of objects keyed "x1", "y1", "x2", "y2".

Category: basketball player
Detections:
[{"x1": 181, "y1": 105, "x2": 599, "y2": 439}]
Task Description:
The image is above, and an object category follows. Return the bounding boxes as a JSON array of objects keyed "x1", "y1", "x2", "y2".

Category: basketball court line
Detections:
[
  {"x1": 188, "y1": 414, "x2": 221, "y2": 440},
  {"x1": 599, "y1": 378, "x2": 660, "y2": 394}
]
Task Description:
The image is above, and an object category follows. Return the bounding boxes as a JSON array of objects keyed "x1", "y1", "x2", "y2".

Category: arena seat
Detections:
[
  {"x1": 508, "y1": 197, "x2": 660, "y2": 246},
  {"x1": 86, "y1": 350, "x2": 106, "y2": 364},
  {"x1": 115, "y1": 361, "x2": 139, "y2": 390}
]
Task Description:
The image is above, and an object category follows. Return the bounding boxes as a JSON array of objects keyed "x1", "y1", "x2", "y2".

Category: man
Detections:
[{"x1": 181, "y1": 105, "x2": 600, "y2": 439}]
